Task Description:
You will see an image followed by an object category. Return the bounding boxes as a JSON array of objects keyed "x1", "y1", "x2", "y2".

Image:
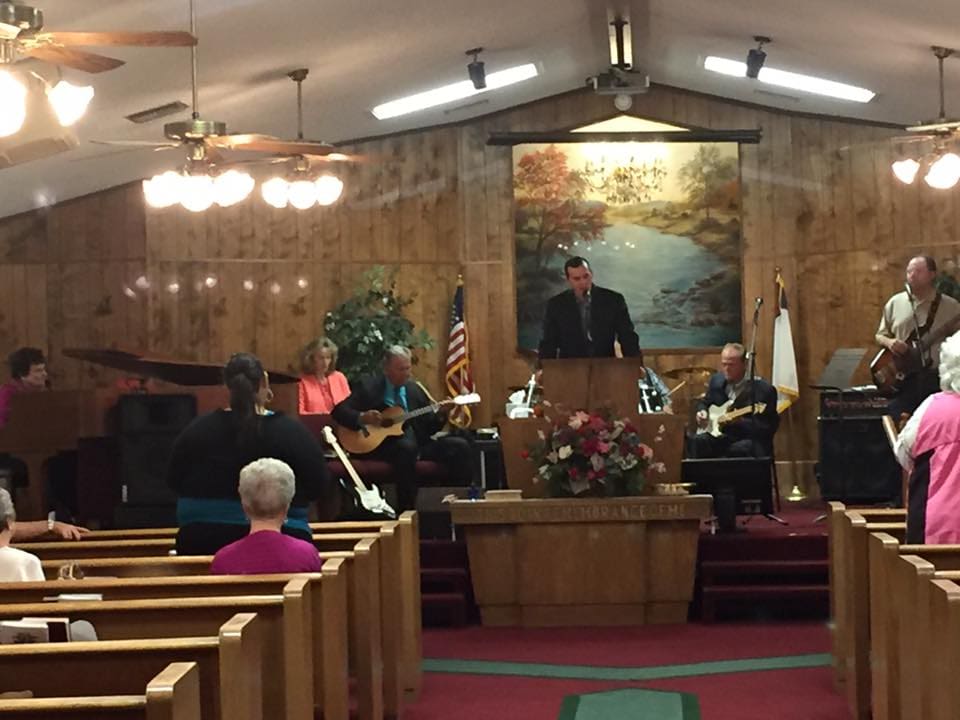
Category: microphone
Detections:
[{"x1": 754, "y1": 297, "x2": 763, "y2": 308}]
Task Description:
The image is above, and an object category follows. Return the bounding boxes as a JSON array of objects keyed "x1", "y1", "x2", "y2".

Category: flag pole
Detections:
[{"x1": 777, "y1": 264, "x2": 807, "y2": 503}]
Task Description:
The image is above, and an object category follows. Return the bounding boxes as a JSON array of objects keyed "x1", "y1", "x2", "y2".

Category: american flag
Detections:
[{"x1": 445, "y1": 276, "x2": 474, "y2": 427}]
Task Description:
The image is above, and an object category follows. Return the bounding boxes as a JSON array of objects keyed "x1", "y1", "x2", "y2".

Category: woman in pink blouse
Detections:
[{"x1": 298, "y1": 337, "x2": 351, "y2": 414}]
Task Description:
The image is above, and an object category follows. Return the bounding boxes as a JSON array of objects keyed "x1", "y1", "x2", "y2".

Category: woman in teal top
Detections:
[{"x1": 167, "y1": 352, "x2": 332, "y2": 555}]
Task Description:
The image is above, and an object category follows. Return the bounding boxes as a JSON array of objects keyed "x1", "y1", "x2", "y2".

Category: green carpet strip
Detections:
[
  {"x1": 423, "y1": 652, "x2": 830, "y2": 681},
  {"x1": 558, "y1": 689, "x2": 702, "y2": 720}
]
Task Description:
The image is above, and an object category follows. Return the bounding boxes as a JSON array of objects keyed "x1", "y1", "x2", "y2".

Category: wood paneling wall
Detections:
[{"x1": 0, "y1": 85, "x2": 947, "y2": 483}]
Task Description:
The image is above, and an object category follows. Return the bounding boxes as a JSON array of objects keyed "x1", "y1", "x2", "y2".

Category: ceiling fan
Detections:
[
  {"x1": 89, "y1": 0, "x2": 353, "y2": 210},
  {"x1": 896, "y1": 46, "x2": 960, "y2": 141},
  {"x1": 0, "y1": 1, "x2": 197, "y2": 73}
]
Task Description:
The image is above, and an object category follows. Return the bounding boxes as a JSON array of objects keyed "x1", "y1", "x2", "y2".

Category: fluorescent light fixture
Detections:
[
  {"x1": 704, "y1": 56, "x2": 875, "y2": 103},
  {"x1": 372, "y1": 63, "x2": 538, "y2": 120}
]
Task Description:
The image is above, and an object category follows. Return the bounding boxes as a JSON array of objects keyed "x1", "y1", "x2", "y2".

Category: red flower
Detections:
[
  {"x1": 520, "y1": 449, "x2": 530, "y2": 460},
  {"x1": 569, "y1": 468, "x2": 578, "y2": 479}
]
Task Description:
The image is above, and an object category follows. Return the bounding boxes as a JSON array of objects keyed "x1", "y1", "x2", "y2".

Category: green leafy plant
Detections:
[{"x1": 323, "y1": 267, "x2": 434, "y2": 382}]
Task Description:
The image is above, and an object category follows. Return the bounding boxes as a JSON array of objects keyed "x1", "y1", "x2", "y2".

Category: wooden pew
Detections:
[
  {"x1": 38, "y1": 546, "x2": 384, "y2": 720},
  {"x1": 0, "y1": 661, "x2": 201, "y2": 720},
  {"x1": 828, "y1": 502, "x2": 906, "y2": 691},
  {"x1": 0, "y1": 613, "x2": 259, "y2": 720},
  {"x1": 35, "y1": 528, "x2": 413, "y2": 720},
  {"x1": 0, "y1": 584, "x2": 312, "y2": 720},
  {"x1": 871, "y1": 541, "x2": 960, "y2": 720},
  {"x1": 927, "y1": 579, "x2": 960, "y2": 720},
  {"x1": 833, "y1": 510, "x2": 906, "y2": 720},
  {"x1": 0, "y1": 567, "x2": 349, "y2": 720}
]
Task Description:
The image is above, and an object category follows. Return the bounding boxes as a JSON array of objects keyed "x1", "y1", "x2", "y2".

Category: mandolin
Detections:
[{"x1": 336, "y1": 392, "x2": 481, "y2": 455}]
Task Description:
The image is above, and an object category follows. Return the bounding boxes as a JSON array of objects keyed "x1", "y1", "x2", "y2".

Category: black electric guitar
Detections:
[{"x1": 322, "y1": 425, "x2": 396, "y2": 521}]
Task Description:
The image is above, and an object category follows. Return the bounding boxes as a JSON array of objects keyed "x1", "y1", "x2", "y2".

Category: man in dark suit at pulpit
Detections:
[{"x1": 538, "y1": 256, "x2": 641, "y2": 361}]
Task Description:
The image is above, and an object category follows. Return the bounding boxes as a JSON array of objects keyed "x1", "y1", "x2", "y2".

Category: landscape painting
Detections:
[{"x1": 514, "y1": 117, "x2": 742, "y2": 352}]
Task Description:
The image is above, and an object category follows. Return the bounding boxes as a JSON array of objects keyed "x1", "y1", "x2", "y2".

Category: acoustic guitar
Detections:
[
  {"x1": 321, "y1": 425, "x2": 395, "y2": 520},
  {"x1": 704, "y1": 400, "x2": 767, "y2": 437},
  {"x1": 336, "y1": 392, "x2": 481, "y2": 455},
  {"x1": 871, "y1": 316, "x2": 960, "y2": 396}
]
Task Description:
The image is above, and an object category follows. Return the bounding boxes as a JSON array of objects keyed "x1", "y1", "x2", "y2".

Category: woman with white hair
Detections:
[
  {"x1": 895, "y1": 331, "x2": 960, "y2": 543},
  {"x1": 0, "y1": 488, "x2": 43, "y2": 581},
  {"x1": 210, "y1": 458, "x2": 322, "y2": 575}
]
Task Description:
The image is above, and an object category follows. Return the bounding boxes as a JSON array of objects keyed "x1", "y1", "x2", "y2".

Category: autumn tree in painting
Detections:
[
  {"x1": 678, "y1": 145, "x2": 738, "y2": 219},
  {"x1": 514, "y1": 145, "x2": 606, "y2": 270}
]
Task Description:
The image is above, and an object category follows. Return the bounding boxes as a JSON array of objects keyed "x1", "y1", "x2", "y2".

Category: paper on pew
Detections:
[
  {"x1": 43, "y1": 593, "x2": 104, "y2": 602},
  {"x1": 0, "y1": 620, "x2": 49, "y2": 644}
]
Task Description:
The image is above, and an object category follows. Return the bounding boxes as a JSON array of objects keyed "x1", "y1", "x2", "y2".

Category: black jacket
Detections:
[
  {"x1": 331, "y1": 373, "x2": 443, "y2": 447},
  {"x1": 696, "y1": 373, "x2": 780, "y2": 453},
  {"x1": 538, "y1": 285, "x2": 641, "y2": 360}
]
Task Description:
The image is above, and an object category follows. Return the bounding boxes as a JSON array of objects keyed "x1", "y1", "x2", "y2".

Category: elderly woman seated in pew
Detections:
[
  {"x1": 0, "y1": 488, "x2": 44, "y2": 582},
  {"x1": 168, "y1": 352, "x2": 334, "y2": 555},
  {"x1": 211, "y1": 458, "x2": 322, "y2": 575},
  {"x1": 895, "y1": 331, "x2": 960, "y2": 543}
]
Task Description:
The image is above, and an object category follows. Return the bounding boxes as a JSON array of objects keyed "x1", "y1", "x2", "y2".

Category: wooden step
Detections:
[
  {"x1": 701, "y1": 559, "x2": 828, "y2": 581},
  {"x1": 421, "y1": 591, "x2": 468, "y2": 627},
  {"x1": 421, "y1": 567, "x2": 471, "y2": 594},
  {"x1": 702, "y1": 584, "x2": 829, "y2": 598}
]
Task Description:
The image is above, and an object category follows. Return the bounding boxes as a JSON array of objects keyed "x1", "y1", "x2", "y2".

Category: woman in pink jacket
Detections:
[{"x1": 298, "y1": 337, "x2": 351, "y2": 415}]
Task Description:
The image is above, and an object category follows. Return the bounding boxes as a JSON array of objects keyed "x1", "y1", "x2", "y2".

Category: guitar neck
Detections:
[
  {"x1": 327, "y1": 434, "x2": 366, "y2": 491},
  {"x1": 395, "y1": 400, "x2": 450, "y2": 423}
]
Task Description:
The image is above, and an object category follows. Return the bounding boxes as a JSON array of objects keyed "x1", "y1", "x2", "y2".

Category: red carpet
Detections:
[
  {"x1": 412, "y1": 622, "x2": 845, "y2": 720},
  {"x1": 424, "y1": 621, "x2": 831, "y2": 666}
]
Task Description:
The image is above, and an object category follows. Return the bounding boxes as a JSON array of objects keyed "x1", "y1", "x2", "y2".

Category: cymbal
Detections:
[{"x1": 660, "y1": 365, "x2": 715, "y2": 381}]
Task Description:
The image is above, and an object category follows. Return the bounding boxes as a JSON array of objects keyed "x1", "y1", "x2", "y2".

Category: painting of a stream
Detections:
[{"x1": 514, "y1": 116, "x2": 742, "y2": 352}]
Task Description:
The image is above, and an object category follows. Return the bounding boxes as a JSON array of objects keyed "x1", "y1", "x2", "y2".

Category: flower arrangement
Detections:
[{"x1": 524, "y1": 407, "x2": 665, "y2": 498}]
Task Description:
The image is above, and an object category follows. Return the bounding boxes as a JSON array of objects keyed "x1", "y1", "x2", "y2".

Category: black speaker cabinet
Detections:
[
  {"x1": 118, "y1": 395, "x2": 196, "y2": 506},
  {"x1": 817, "y1": 416, "x2": 899, "y2": 502}
]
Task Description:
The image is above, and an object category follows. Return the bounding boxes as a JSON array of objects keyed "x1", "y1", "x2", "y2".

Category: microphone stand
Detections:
[{"x1": 746, "y1": 297, "x2": 787, "y2": 526}]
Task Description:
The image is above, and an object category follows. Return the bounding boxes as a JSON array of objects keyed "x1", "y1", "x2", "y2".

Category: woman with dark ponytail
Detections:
[{"x1": 167, "y1": 352, "x2": 332, "y2": 555}]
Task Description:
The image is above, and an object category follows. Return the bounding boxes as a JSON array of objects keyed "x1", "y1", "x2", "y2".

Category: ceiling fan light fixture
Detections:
[
  {"x1": 315, "y1": 174, "x2": 344, "y2": 206},
  {"x1": 261, "y1": 177, "x2": 289, "y2": 209},
  {"x1": 213, "y1": 169, "x2": 254, "y2": 207},
  {"x1": 46, "y1": 80, "x2": 94, "y2": 127},
  {"x1": 143, "y1": 170, "x2": 183, "y2": 209},
  {"x1": 924, "y1": 152, "x2": 960, "y2": 189},
  {"x1": 287, "y1": 178, "x2": 319, "y2": 210},
  {"x1": 179, "y1": 173, "x2": 215, "y2": 212},
  {"x1": 0, "y1": 69, "x2": 26, "y2": 137},
  {"x1": 892, "y1": 158, "x2": 921, "y2": 185}
]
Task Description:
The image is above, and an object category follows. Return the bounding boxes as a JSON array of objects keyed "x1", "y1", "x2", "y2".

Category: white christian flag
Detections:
[{"x1": 772, "y1": 270, "x2": 799, "y2": 413}]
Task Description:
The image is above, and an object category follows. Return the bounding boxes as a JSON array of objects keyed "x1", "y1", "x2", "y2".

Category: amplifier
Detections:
[
  {"x1": 818, "y1": 389, "x2": 889, "y2": 419},
  {"x1": 817, "y1": 416, "x2": 899, "y2": 502}
]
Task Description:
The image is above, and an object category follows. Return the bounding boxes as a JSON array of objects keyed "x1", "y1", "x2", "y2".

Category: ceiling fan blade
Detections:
[
  {"x1": 304, "y1": 152, "x2": 363, "y2": 164},
  {"x1": 209, "y1": 133, "x2": 337, "y2": 155},
  {"x1": 32, "y1": 31, "x2": 198, "y2": 48},
  {"x1": 20, "y1": 45, "x2": 124, "y2": 73},
  {"x1": 906, "y1": 120, "x2": 960, "y2": 133},
  {"x1": 91, "y1": 139, "x2": 181, "y2": 148}
]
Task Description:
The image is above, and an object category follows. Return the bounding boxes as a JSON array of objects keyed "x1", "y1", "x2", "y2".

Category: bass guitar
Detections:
[
  {"x1": 704, "y1": 400, "x2": 767, "y2": 437},
  {"x1": 322, "y1": 425, "x2": 396, "y2": 520},
  {"x1": 337, "y1": 392, "x2": 482, "y2": 455},
  {"x1": 871, "y1": 316, "x2": 960, "y2": 396}
]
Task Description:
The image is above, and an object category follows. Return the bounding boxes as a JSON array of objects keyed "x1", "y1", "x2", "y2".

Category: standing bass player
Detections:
[
  {"x1": 875, "y1": 255, "x2": 960, "y2": 419},
  {"x1": 331, "y1": 345, "x2": 473, "y2": 512}
]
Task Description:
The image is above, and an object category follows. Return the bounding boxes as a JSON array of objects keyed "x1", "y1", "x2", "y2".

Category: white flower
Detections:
[
  {"x1": 568, "y1": 416, "x2": 583, "y2": 430},
  {"x1": 538, "y1": 465, "x2": 550, "y2": 477},
  {"x1": 558, "y1": 445, "x2": 573, "y2": 460},
  {"x1": 590, "y1": 453, "x2": 604, "y2": 471},
  {"x1": 546, "y1": 451, "x2": 558, "y2": 464},
  {"x1": 569, "y1": 476, "x2": 591, "y2": 495},
  {"x1": 652, "y1": 462, "x2": 667, "y2": 474},
  {"x1": 610, "y1": 425, "x2": 623, "y2": 439},
  {"x1": 537, "y1": 430, "x2": 546, "y2": 441},
  {"x1": 621, "y1": 455, "x2": 638, "y2": 470}
]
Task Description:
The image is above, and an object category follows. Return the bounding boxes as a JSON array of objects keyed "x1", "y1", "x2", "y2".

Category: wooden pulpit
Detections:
[{"x1": 540, "y1": 357, "x2": 646, "y2": 413}]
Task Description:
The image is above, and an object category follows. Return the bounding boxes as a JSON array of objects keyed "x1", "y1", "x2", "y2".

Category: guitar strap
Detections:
[{"x1": 917, "y1": 292, "x2": 942, "y2": 338}]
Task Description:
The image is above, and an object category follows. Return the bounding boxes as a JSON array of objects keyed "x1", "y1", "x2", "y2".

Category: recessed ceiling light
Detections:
[
  {"x1": 704, "y1": 56, "x2": 875, "y2": 103},
  {"x1": 372, "y1": 63, "x2": 539, "y2": 120}
]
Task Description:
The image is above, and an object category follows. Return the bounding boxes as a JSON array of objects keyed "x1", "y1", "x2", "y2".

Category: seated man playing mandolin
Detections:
[
  {"x1": 331, "y1": 345, "x2": 473, "y2": 512},
  {"x1": 686, "y1": 343, "x2": 779, "y2": 459}
]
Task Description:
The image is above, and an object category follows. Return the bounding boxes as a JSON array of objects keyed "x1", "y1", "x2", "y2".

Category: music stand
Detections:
[{"x1": 681, "y1": 457, "x2": 774, "y2": 533}]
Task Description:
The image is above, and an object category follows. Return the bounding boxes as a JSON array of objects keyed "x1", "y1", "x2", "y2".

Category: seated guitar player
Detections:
[
  {"x1": 331, "y1": 345, "x2": 472, "y2": 512},
  {"x1": 686, "y1": 343, "x2": 780, "y2": 459}
]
